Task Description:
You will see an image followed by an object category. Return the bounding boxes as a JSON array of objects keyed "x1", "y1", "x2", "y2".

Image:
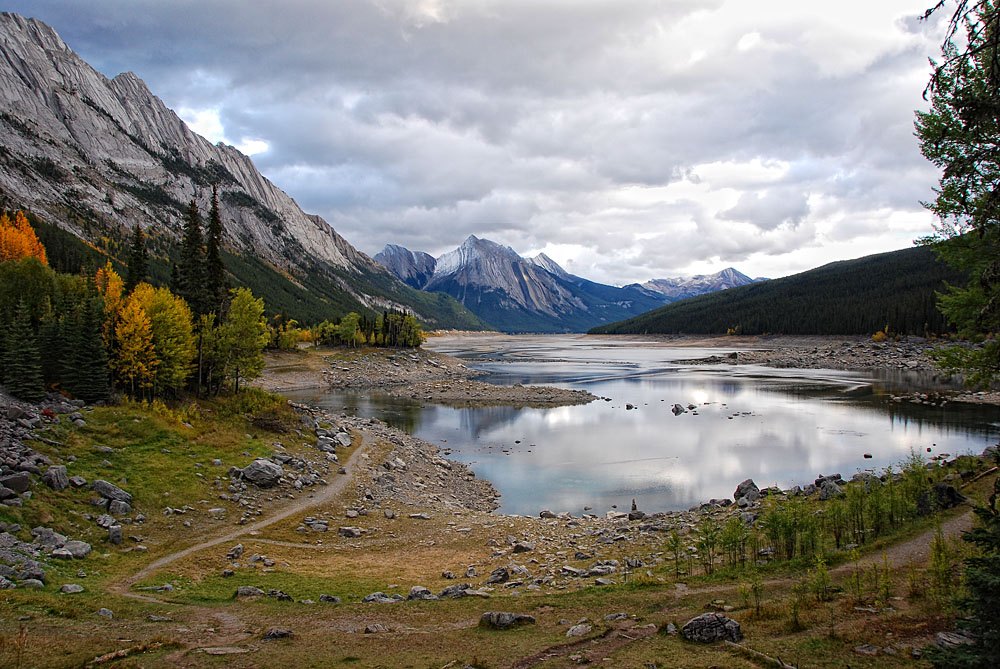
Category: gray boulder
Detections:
[
  {"x1": 240, "y1": 459, "x2": 283, "y2": 488},
  {"x1": 733, "y1": 478, "x2": 760, "y2": 505},
  {"x1": 438, "y1": 583, "x2": 473, "y2": 599},
  {"x1": 108, "y1": 525, "x2": 122, "y2": 545},
  {"x1": 918, "y1": 483, "x2": 967, "y2": 516},
  {"x1": 681, "y1": 613, "x2": 743, "y2": 643},
  {"x1": 407, "y1": 585, "x2": 438, "y2": 601},
  {"x1": 42, "y1": 465, "x2": 69, "y2": 491},
  {"x1": 362, "y1": 591, "x2": 402, "y2": 603},
  {"x1": 479, "y1": 611, "x2": 536, "y2": 630},
  {"x1": 819, "y1": 479, "x2": 844, "y2": 500},
  {"x1": 566, "y1": 623, "x2": 592, "y2": 637},
  {"x1": 318, "y1": 594, "x2": 340, "y2": 603},
  {"x1": 108, "y1": 500, "x2": 132, "y2": 516},
  {"x1": 91, "y1": 480, "x2": 132, "y2": 504},
  {"x1": 60, "y1": 584, "x2": 84, "y2": 593},
  {"x1": 236, "y1": 586, "x2": 265, "y2": 598},
  {"x1": 0, "y1": 472, "x2": 31, "y2": 494},
  {"x1": 487, "y1": 567, "x2": 510, "y2": 584}
]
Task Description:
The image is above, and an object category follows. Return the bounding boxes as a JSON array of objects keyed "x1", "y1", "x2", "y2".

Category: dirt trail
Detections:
[{"x1": 109, "y1": 430, "x2": 377, "y2": 602}]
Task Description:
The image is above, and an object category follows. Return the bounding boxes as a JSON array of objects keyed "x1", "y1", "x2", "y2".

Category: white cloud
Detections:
[{"x1": 11, "y1": 0, "x2": 951, "y2": 284}]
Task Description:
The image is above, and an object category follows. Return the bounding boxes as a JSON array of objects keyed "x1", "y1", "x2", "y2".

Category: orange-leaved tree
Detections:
[{"x1": 0, "y1": 210, "x2": 48, "y2": 265}]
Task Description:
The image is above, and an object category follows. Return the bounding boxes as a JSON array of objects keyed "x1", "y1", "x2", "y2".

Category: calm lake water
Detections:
[{"x1": 285, "y1": 335, "x2": 999, "y2": 515}]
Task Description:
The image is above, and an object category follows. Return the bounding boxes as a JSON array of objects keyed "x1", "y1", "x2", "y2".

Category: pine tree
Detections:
[
  {"x1": 74, "y1": 295, "x2": 110, "y2": 403},
  {"x1": 2, "y1": 301, "x2": 44, "y2": 402},
  {"x1": 205, "y1": 186, "x2": 228, "y2": 314},
  {"x1": 178, "y1": 200, "x2": 207, "y2": 315},
  {"x1": 124, "y1": 225, "x2": 149, "y2": 293}
]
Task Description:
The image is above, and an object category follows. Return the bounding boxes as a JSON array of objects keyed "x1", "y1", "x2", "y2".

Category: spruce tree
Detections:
[
  {"x1": 58, "y1": 300, "x2": 85, "y2": 397},
  {"x1": 124, "y1": 225, "x2": 149, "y2": 293},
  {"x1": 74, "y1": 295, "x2": 110, "y2": 403},
  {"x1": 178, "y1": 200, "x2": 206, "y2": 315},
  {"x1": 205, "y1": 186, "x2": 228, "y2": 314},
  {"x1": 2, "y1": 301, "x2": 44, "y2": 402}
]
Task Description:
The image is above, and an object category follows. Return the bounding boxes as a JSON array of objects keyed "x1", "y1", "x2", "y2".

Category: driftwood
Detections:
[{"x1": 723, "y1": 640, "x2": 797, "y2": 668}]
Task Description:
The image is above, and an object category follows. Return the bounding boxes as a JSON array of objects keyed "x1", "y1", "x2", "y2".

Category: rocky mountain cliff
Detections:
[
  {"x1": 631, "y1": 268, "x2": 765, "y2": 301},
  {"x1": 0, "y1": 12, "x2": 482, "y2": 328},
  {"x1": 375, "y1": 236, "x2": 668, "y2": 332},
  {"x1": 372, "y1": 244, "x2": 437, "y2": 290}
]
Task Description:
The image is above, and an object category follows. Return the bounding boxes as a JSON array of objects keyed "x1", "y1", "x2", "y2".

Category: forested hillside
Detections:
[{"x1": 590, "y1": 246, "x2": 963, "y2": 336}]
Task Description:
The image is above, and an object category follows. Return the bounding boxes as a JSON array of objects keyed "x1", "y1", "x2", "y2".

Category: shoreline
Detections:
[{"x1": 262, "y1": 333, "x2": 998, "y2": 520}]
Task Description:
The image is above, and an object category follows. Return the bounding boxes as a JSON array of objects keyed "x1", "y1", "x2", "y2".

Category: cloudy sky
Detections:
[{"x1": 10, "y1": 0, "x2": 950, "y2": 285}]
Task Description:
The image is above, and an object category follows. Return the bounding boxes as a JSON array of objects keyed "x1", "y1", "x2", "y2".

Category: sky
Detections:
[{"x1": 8, "y1": 0, "x2": 952, "y2": 285}]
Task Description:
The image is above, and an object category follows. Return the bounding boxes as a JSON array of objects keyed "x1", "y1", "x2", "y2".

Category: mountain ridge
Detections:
[
  {"x1": 0, "y1": 12, "x2": 483, "y2": 329},
  {"x1": 373, "y1": 236, "x2": 764, "y2": 333}
]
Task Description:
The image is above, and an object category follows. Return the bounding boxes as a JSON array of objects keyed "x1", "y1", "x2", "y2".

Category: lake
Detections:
[{"x1": 285, "y1": 335, "x2": 999, "y2": 515}]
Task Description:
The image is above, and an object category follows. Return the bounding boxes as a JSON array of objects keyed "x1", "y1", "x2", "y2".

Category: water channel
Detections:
[{"x1": 285, "y1": 335, "x2": 999, "y2": 515}]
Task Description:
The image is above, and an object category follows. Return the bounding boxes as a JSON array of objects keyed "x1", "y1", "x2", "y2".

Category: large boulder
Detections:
[
  {"x1": 0, "y1": 472, "x2": 31, "y2": 494},
  {"x1": 733, "y1": 478, "x2": 760, "y2": 504},
  {"x1": 917, "y1": 483, "x2": 967, "y2": 516},
  {"x1": 240, "y1": 459, "x2": 283, "y2": 488},
  {"x1": 479, "y1": 612, "x2": 536, "y2": 630},
  {"x1": 91, "y1": 480, "x2": 133, "y2": 504},
  {"x1": 42, "y1": 465, "x2": 69, "y2": 491},
  {"x1": 681, "y1": 613, "x2": 743, "y2": 643}
]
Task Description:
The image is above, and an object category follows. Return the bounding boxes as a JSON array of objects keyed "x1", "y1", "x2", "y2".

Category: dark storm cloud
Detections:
[{"x1": 6, "y1": 0, "x2": 949, "y2": 284}]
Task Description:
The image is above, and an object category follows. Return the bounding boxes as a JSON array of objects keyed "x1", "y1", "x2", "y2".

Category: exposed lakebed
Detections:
[{"x1": 286, "y1": 335, "x2": 999, "y2": 515}]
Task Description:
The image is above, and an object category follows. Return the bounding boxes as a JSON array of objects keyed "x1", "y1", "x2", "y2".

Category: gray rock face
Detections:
[
  {"x1": 91, "y1": 480, "x2": 132, "y2": 504},
  {"x1": 681, "y1": 613, "x2": 743, "y2": 643},
  {"x1": 479, "y1": 611, "x2": 537, "y2": 630},
  {"x1": 240, "y1": 459, "x2": 283, "y2": 488},
  {"x1": 0, "y1": 13, "x2": 431, "y2": 321},
  {"x1": 42, "y1": 465, "x2": 69, "y2": 491}
]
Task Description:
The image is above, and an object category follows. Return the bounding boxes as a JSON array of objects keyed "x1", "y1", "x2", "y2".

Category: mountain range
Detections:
[
  {"x1": 374, "y1": 236, "x2": 764, "y2": 332},
  {"x1": 0, "y1": 12, "x2": 484, "y2": 329},
  {"x1": 0, "y1": 11, "x2": 766, "y2": 334}
]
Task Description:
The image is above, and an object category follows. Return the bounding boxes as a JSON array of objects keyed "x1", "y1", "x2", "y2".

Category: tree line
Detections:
[
  {"x1": 0, "y1": 196, "x2": 424, "y2": 403},
  {"x1": 0, "y1": 202, "x2": 267, "y2": 402},
  {"x1": 590, "y1": 246, "x2": 963, "y2": 336}
]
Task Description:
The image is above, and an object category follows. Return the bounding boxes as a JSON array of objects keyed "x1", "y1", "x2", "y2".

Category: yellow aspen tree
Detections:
[
  {"x1": 132, "y1": 282, "x2": 196, "y2": 395},
  {"x1": 113, "y1": 294, "x2": 158, "y2": 396},
  {"x1": 95, "y1": 261, "x2": 124, "y2": 351}
]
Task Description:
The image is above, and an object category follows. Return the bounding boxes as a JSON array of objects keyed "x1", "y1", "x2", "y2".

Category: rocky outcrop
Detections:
[
  {"x1": 681, "y1": 613, "x2": 743, "y2": 643},
  {"x1": 479, "y1": 612, "x2": 536, "y2": 630},
  {"x1": 0, "y1": 13, "x2": 475, "y2": 326}
]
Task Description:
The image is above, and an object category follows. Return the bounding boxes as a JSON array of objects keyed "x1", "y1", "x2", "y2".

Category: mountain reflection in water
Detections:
[{"x1": 285, "y1": 335, "x2": 998, "y2": 515}]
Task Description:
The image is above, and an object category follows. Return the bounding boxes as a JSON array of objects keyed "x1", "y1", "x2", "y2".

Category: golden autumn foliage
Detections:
[
  {"x1": 95, "y1": 261, "x2": 125, "y2": 351},
  {"x1": 131, "y1": 282, "x2": 196, "y2": 394},
  {"x1": 113, "y1": 294, "x2": 158, "y2": 395},
  {"x1": 0, "y1": 211, "x2": 48, "y2": 265}
]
